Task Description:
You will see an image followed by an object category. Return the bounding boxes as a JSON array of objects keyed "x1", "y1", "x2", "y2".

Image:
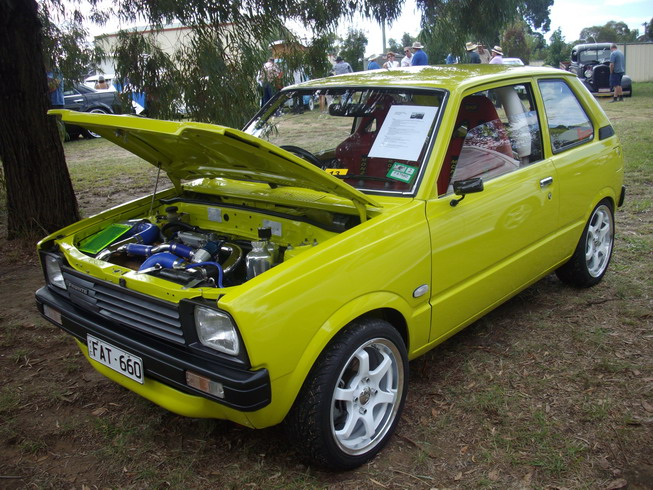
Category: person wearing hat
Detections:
[
  {"x1": 489, "y1": 45, "x2": 504, "y2": 64},
  {"x1": 401, "y1": 46, "x2": 413, "y2": 67},
  {"x1": 383, "y1": 52, "x2": 399, "y2": 69},
  {"x1": 333, "y1": 56, "x2": 353, "y2": 75},
  {"x1": 94, "y1": 75, "x2": 110, "y2": 90},
  {"x1": 367, "y1": 55, "x2": 381, "y2": 70},
  {"x1": 477, "y1": 44, "x2": 492, "y2": 63},
  {"x1": 260, "y1": 57, "x2": 282, "y2": 106},
  {"x1": 410, "y1": 41, "x2": 428, "y2": 66},
  {"x1": 465, "y1": 42, "x2": 481, "y2": 64}
]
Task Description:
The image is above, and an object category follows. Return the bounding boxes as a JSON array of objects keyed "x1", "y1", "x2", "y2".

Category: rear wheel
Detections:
[
  {"x1": 285, "y1": 319, "x2": 408, "y2": 470},
  {"x1": 556, "y1": 199, "x2": 614, "y2": 287},
  {"x1": 82, "y1": 108, "x2": 109, "y2": 138}
]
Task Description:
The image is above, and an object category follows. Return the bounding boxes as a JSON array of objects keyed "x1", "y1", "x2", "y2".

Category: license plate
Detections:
[{"x1": 87, "y1": 335, "x2": 144, "y2": 384}]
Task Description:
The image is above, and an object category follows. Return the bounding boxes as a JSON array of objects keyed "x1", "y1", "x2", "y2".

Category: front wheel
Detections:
[
  {"x1": 285, "y1": 319, "x2": 408, "y2": 470},
  {"x1": 556, "y1": 200, "x2": 614, "y2": 287}
]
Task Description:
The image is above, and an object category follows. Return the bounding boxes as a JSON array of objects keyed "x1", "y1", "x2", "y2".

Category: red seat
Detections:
[
  {"x1": 335, "y1": 96, "x2": 394, "y2": 183},
  {"x1": 437, "y1": 95, "x2": 513, "y2": 195}
]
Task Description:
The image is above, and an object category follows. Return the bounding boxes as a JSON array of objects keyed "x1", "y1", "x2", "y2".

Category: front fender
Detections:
[{"x1": 253, "y1": 291, "x2": 426, "y2": 428}]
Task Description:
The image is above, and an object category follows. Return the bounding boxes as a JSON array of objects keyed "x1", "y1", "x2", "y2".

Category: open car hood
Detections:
[{"x1": 51, "y1": 111, "x2": 381, "y2": 211}]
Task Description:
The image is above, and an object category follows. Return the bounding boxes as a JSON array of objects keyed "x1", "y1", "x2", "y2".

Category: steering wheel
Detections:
[{"x1": 280, "y1": 145, "x2": 322, "y2": 167}]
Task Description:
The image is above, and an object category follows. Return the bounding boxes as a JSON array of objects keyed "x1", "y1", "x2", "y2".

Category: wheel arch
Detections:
[
  {"x1": 86, "y1": 104, "x2": 114, "y2": 114},
  {"x1": 272, "y1": 292, "x2": 411, "y2": 423},
  {"x1": 577, "y1": 191, "x2": 617, "y2": 239}
]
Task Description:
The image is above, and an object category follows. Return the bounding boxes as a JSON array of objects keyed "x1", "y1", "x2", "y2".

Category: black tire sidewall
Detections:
[
  {"x1": 556, "y1": 199, "x2": 614, "y2": 287},
  {"x1": 286, "y1": 319, "x2": 408, "y2": 470}
]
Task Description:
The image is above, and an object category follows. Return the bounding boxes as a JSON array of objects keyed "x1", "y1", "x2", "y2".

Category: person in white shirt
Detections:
[
  {"x1": 383, "y1": 52, "x2": 399, "y2": 69},
  {"x1": 489, "y1": 46, "x2": 504, "y2": 64},
  {"x1": 401, "y1": 46, "x2": 412, "y2": 67}
]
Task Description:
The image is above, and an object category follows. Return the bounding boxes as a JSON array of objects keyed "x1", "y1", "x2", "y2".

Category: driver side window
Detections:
[{"x1": 437, "y1": 84, "x2": 543, "y2": 195}]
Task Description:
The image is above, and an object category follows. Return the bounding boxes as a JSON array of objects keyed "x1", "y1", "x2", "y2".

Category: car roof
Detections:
[
  {"x1": 572, "y1": 43, "x2": 613, "y2": 50},
  {"x1": 85, "y1": 74, "x2": 115, "y2": 81},
  {"x1": 294, "y1": 65, "x2": 570, "y2": 94}
]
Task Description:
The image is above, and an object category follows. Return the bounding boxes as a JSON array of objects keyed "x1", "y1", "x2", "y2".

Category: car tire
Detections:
[
  {"x1": 285, "y1": 318, "x2": 408, "y2": 470},
  {"x1": 82, "y1": 108, "x2": 109, "y2": 139},
  {"x1": 556, "y1": 199, "x2": 614, "y2": 288}
]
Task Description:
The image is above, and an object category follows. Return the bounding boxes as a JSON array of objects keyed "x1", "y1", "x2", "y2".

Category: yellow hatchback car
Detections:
[{"x1": 36, "y1": 65, "x2": 625, "y2": 470}]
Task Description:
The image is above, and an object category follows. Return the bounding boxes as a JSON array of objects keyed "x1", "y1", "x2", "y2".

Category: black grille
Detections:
[
  {"x1": 593, "y1": 65, "x2": 610, "y2": 91},
  {"x1": 62, "y1": 271, "x2": 184, "y2": 344}
]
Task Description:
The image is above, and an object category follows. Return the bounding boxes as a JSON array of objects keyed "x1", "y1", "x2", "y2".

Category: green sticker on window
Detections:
[{"x1": 386, "y1": 163, "x2": 418, "y2": 184}]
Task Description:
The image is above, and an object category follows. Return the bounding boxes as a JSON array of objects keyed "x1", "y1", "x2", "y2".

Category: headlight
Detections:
[
  {"x1": 584, "y1": 68, "x2": 593, "y2": 79},
  {"x1": 44, "y1": 255, "x2": 67, "y2": 290},
  {"x1": 194, "y1": 306, "x2": 240, "y2": 356}
]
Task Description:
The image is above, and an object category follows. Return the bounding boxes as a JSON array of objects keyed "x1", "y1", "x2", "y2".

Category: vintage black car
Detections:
[
  {"x1": 63, "y1": 83, "x2": 130, "y2": 139},
  {"x1": 562, "y1": 43, "x2": 632, "y2": 98}
]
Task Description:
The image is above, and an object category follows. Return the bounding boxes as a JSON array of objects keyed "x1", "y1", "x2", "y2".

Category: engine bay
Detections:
[{"x1": 72, "y1": 198, "x2": 347, "y2": 289}]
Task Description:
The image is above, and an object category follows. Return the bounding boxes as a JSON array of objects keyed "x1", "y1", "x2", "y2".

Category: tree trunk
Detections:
[{"x1": 0, "y1": 0, "x2": 80, "y2": 240}]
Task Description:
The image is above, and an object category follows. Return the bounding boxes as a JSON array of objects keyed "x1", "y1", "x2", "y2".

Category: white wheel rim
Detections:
[
  {"x1": 330, "y1": 338, "x2": 404, "y2": 455},
  {"x1": 585, "y1": 204, "x2": 613, "y2": 278},
  {"x1": 87, "y1": 109, "x2": 107, "y2": 138}
]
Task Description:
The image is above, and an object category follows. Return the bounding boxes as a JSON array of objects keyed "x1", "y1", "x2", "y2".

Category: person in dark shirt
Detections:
[
  {"x1": 410, "y1": 42, "x2": 428, "y2": 66},
  {"x1": 367, "y1": 55, "x2": 381, "y2": 70},
  {"x1": 609, "y1": 43, "x2": 625, "y2": 102},
  {"x1": 333, "y1": 56, "x2": 353, "y2": 75},
  {"x1": 466, "y1": 42, "x2": 481, "y2": 64},
  {"x1": 46, "y1": 67, "x2": 64, "y2": 108}
]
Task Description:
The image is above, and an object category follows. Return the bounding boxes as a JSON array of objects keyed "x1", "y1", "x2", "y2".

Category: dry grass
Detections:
[{"x1": 0, "y1": 84, "x2": 651, "y2": 488}]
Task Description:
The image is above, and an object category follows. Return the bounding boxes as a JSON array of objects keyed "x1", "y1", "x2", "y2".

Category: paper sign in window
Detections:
[{"x1": 368, "y1": 105, "x2": 438, "y2": 161}]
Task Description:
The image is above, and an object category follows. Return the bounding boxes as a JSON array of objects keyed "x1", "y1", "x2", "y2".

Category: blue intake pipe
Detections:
[{"x1": 139, "y1": 252, "x2": 184, "y2": 271}]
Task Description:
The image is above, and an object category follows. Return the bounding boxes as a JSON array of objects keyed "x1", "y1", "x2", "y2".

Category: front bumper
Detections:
[{"x1": 35, "y1": 286, "x2": 271, "y2": 414}]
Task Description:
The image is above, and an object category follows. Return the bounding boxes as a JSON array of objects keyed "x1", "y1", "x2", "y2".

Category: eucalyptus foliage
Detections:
[
  {"x1": 545, "y1": 28, "x2": 568, "y2": 68},
  {"x1": 502, "y1": 21, "x2": 531, "y2": 64},
  {"x1": 106, "y1": 0, "x2": 403, "y2": 126},
  {"x1": 416, "y1": 0, "x2": 553, "y2": 62},
  {"x1": 38, "y1": 0, "x2": 108, "y2": 79},
  {"x1": 579, "y1": 21, "x2": 640, "y2": 44},
  {"x1": 338, "y1": 29, "x2": 368, "y2": 72}
]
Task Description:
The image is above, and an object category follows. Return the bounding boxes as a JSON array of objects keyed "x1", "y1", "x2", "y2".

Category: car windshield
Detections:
[
  {"x1": 579, "y1": 47, "x2": 611, "y2": 63},
  {"x1": 243, "y1": 87, "x2": 445, "y2": 194}
]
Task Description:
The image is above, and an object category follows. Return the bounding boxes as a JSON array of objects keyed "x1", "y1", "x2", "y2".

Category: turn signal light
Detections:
[{"x1": 185, "y1": 371, "x2": 224, "y2": 398}]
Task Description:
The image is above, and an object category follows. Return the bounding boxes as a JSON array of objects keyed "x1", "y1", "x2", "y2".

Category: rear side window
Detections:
[{"x1": 538, "y1": 80, "x2": 593, "y2": 153}]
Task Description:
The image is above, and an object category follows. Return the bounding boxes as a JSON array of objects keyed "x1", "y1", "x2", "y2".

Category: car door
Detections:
[
  {"x1": 63, "y1": 84, "x2": 86, "y2": 112},
  {"x1": 425, "y1": 82, "x2": 561, "y2": 342},
  {"x1": 537, "y1": 78, "x2": 621, "y2": 248}
]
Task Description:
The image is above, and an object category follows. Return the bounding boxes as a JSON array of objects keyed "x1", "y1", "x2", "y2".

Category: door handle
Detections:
[
  {"x1": 540, "y1": 177, "x2": 554, "y2": 188},
  {"x1": 74, "y1": 98, "x2": 84, "y2": 103}
]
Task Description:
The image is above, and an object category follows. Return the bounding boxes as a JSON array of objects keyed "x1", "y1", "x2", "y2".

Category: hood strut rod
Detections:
[{"x1": 148, "y1": 162, "x2": 163, "y2": 216}]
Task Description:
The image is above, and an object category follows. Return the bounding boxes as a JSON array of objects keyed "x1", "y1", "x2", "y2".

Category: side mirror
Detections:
[{"x1": 450, "y1": 178, "x2": 484, "y2": 207}]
